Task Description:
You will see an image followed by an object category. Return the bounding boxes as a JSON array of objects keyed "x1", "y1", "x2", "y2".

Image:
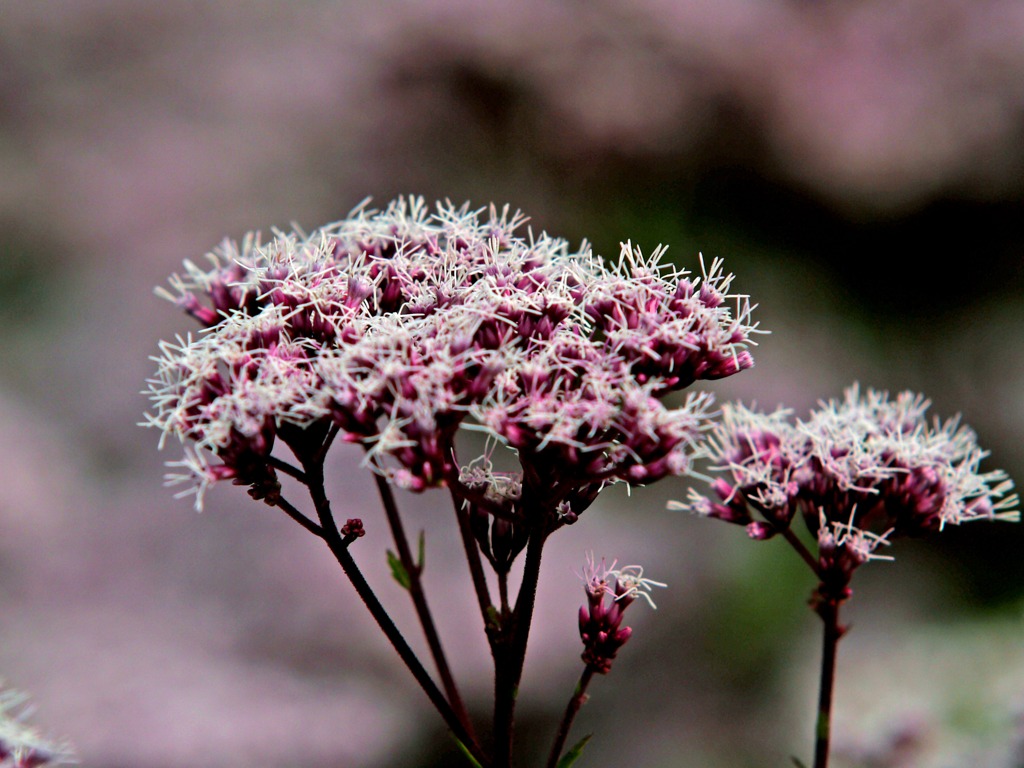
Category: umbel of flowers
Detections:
[
  {"x1": 147, "y1": 197, "x2": 757, "y2": 509},
  {"x1": 674, "y1": 385, "x2": 1019, "y2": 768},
  {"x1": 144, "y1": 197, "x2": 761, "y2": 768}
]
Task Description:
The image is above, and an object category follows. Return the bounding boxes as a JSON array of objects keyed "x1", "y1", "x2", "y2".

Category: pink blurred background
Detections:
[{"x1": 1, "y1": 2, "x2": 1023, "y2": 766}]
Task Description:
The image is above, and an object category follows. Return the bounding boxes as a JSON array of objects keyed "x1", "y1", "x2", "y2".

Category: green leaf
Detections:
[
  {"x1": 386, "y1": 549, "x2": 411, "y2": 590},
  {"x1": 485, "y1": 605, "x2": 501, "y2": 630},
  {"x1": 452, "y1": 735, "x2": 484, "y2": 768},
  {"x1": 556, "y1": 733, "x2": 592, "y2": 768}
]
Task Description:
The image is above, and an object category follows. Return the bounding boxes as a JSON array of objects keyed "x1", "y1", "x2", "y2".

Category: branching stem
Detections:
[
  {"x1": 268, "y1": 456, "x2": 307, "y2": 483},
  {"x1": 493, "y1": 523, "x2": 548, "y2": 768},
  {"x1": 449, "y1": 487, "x2": 497, "y2": 643},
  {"x1": 782, "y1": 526, "x2": 821, "y2": 576},
  {"x1": 545, "y1": 666, "x2": 596, "y2": 768},
  {"x1": 272, "y1": 494, "x2": 324, "y2": 537},
  {"x1": 368, "y1": 460, "x2": 476, "y2": 743},
  {"x1": 300, "y1": 456, "x2": 489, "y2": 767}
]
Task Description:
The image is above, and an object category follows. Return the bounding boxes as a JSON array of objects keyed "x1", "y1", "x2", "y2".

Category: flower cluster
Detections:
[
  {"x1": 145, "y1": 197, "x2": 760, "y2": 525},
  {"x1": 577, "y1": 556, "x2": 665, "y2": 674},
  {"x1": 674, "y1": 384, "x2": 1019, "y2": 599}
]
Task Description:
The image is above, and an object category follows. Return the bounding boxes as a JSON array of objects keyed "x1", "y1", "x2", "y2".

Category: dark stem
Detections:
[
  {"x1": 493, "y1": 523, "x2": 548, "y2": 768},
  {"x1": 301, "y1": 457, "x2": 489, "y2": 767},
  {"x1": 497, "y1": 571, "x2": 510, "y2": 616},
  {"x1": 314, "y1": 422, "x2": 342, "y2": 463},
  {"x1": 545, "y1": 666, "x2": 596, "y2": 768},
  {"x1": 369, "y1": 464, "x2": 476, "y2": 743},
  {"x1": 449, "y1": 487, "x2": 497, "y2": 644},
  {"x1": 813, "y1": 598, "x2": 842, "y2": 768},
  {"x1": 272, "y1": 494, "x2": 324, "y2": 537},
  {"x1": 268, "y1": 455, "x2": 307, "y2": 483},
  {"x1": 782, "y1": 526, "x2": 822, "y2": 576}
]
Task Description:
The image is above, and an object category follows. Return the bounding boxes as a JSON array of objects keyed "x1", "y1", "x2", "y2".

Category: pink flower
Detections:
[
  {"x1": 577, "y1": 555, "x2": 665, "y2": 674},
  {"x1": 145, "y1": 197, "x2": 761, "y2": 519},
  {"x1": 673, "y1": 384, "x2": 1019, "y2": 584}
]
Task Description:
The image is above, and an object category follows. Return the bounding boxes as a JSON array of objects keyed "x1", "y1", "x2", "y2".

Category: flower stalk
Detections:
[
  {"x1": 144, "y1": 196, "x2": 762, "y2": 766},
  {"x1": 812, "y1": 598, "x2": 843, "y2": 768},
  {"x1": 676, "y1": 385, "x2": 1019, "y2": 768},
  {"x1": 546, "y1": 666, "x2": 595, "y2": 768},
  {"x1": 368, "y1": 458, "x2": 475, "y2": 741},
  {"x1": 543, "y1": 556, "x2": 664, "y2": 767}
]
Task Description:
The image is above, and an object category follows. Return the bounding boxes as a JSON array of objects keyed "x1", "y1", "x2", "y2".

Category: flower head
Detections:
[
  {"x1": 674, "y1": 384, "x2": 1019, "y2": 585},
  {"x1": 145, "y1": 197, "x2": 761, "y2": 516},
  {"x1": 577, "y1": 554, "x2": 664, "y2": 673}
]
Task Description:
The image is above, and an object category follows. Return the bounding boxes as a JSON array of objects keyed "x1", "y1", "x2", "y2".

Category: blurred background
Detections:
[{"x1": 1, "y1": 1, "x2": 1023, "y2": 766}]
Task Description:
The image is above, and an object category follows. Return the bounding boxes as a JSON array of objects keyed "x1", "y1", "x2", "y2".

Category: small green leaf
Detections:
[
  {"x1": 485, "y1": 605, "x2": 501, "y2": 630},
  {"x1": 556, "y1": 733, "x2": 592, "y2": 768},
  {"x1": 452, "y1": 735, "x2": 484, "y2": 768},
  {"x1": 417, "y1": 529, "x2": 426, "y2": 570},
  {"x1": 386, "y1": 549, "x2": 411, "y2": 590}
]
